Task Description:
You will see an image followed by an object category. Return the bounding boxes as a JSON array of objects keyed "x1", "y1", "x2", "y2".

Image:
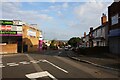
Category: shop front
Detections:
[{"x1": 0, "y1": 20, "x2": 23, "y2": 54}]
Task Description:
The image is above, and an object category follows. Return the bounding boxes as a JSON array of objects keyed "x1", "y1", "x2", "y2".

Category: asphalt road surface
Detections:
[{"x1": 1, "y1": 50, "x2": 119, "y2": 80}]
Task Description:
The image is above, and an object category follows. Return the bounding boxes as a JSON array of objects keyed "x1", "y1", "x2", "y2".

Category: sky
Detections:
[{"x1": 0, "y1": 0, "x2": 114, "y2": 40}]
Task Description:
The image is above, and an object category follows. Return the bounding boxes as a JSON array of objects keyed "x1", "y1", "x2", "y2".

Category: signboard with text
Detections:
[
  {"x1": 27, "y1": 29, "x2": 36, "y2": 37},
  {"x1": 0, "y1": 31, "x2": 17, "y2": 34},
  {"x1": 0, "y1": 25, "x2": 22, "y2": 32},
  {"x1": 0, "y1": 31, "x2": 22, "y2": 36},
  {"x1": 0, "y1": 25, "x2": 12, "y2": 31},
  {"x1": 0, "y1": 20, "x2": 13, "y2": 25}
]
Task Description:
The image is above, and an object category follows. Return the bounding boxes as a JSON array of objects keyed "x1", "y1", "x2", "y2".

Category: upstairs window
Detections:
[{"x1": 111, "y1": 14, "x2": 118, "y2": 25}]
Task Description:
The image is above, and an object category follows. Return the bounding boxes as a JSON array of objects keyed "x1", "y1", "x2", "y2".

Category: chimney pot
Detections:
[{"x1": 101, "y1": 13, "x2": 107, "y2": 25}]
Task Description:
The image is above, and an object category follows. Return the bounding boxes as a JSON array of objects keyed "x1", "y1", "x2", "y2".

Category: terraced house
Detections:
[{"x1": 82, "y1": 13, "x2": 108, "y2": 47}]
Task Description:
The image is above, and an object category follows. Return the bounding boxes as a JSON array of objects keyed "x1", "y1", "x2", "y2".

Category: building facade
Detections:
[
  {"x1": 0, "y1": 20, "x2": 42, "y2": 54},
  {"x1": 0, "y1": 20, "x2": 23, "y2": 54},
  {"x1": 82, "y1": 33, "x2": 89, "y2": 47},
  {"x1": 82, "y1": 13, "x2": 108, "y2": 48},
  {"x1": 108, "y1": 1, "x2": 120, "y2": 54},
  {"x1": 92, "y1": 24, "x2": 108, "y2": 47},
  {"x1": 22, "y1": 24, "x2": 42, "y2": 53},
  {"x1": 89, "y1": 14, "x2": 108, "y2": 47}
]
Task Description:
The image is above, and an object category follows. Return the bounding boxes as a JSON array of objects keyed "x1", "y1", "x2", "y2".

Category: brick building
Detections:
[{"x1": 108, "y1": 1, "x2": 120, "y2": 54}]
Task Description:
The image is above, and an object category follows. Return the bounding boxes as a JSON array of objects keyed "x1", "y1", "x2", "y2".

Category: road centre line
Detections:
[
  {"x1": 19, "y1": 61, "x2": 30, "y2": 64},
  {"x1": 30, "y1": 60, "x2": 40, "y2": 63},
  {"x1": 26, "y1": 71, "x2": 57, "y2": 80},
  {"x1": 42, "y1": 60, "x2": 68, "y2": 74},
  {"x1": 26, "y1": 54, "x2": 43, "y2": 72}
]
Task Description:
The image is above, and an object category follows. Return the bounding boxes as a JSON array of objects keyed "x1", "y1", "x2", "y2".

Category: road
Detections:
[{"x1": 1, "y1": 50, "x2": 119, "y2": 80}]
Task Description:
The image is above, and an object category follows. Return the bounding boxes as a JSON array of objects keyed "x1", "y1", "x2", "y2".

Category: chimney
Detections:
[
  {"x1": 90, "y1": 27, "x2": 93, "y2": 32},
  {"x1": 84, "y1": 32, "x2": 86, "y2": 37},
  {"x1": 101, "y1": 13, "x2": 107, "y2": 25}
]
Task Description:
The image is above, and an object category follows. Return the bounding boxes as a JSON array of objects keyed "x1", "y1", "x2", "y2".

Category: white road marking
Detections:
[
  {"x1": 26, "y1": 71, "x2": 57, "y2": 80},
  {"x1": 43, "y1": 60, "x2": 68, "y2": 74},
  {"x1": 30, "y1": 60, "x2": 40, "y2": 63},
  {"x1": 3, "y1": 59, "x2": 46, "y2": 68},
  {"x1": 59, "y1": 52, "x2": 61, "y2": 53},
  {"x1": 7, "y1": 63, "x2": 19, "y2": 67},
  {"x1": 40, "y1": 60, "x2": 47, "y2": 62},
  {"x1": 0, "y1": 64, "x2": 5, "y2": 68},
  {"x1": 26, "y1": 54, "x2": 43, "y2": 72},
  {"x1": 58, "y1": 52, "x2": 62, "y2": 55},
  {"x1": 19, "y1": 61, "x2": 30, "y2": 65}
]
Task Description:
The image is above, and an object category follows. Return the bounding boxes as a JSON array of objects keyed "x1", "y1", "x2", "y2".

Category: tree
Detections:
[
  {"x1": 50, "y1": 40, "x2": 55, "y2": 49},
  {"x1": 68, "y1": 37, "x2": 81, "y2": 47},
  {"x1": 50, "y1": 40, "x2": 59, "y2": 49}
]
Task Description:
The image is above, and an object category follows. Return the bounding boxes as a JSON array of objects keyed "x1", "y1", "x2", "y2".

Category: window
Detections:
[
  {"x1": 96, "y1": 30, "x2": 97, "y2": 37},
  {"x1": 111, "y1": 14, "x2": 118, "y2": 25}
]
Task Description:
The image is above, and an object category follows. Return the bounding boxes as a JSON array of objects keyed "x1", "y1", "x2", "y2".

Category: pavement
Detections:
[{"x1": 66, "y1": 51, "x2": 120, "y2": 72}]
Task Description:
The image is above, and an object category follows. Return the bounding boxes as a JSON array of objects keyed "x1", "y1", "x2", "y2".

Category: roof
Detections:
[{"x1": 92, "y1": 22, "x2": 108, "y2": 32}]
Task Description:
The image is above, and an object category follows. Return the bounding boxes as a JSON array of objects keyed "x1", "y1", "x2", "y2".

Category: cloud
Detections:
[
  {"x1": 39, "y1": 14, "x2": 53, "y2": 21},
  {"x1": 49, "y1": 2, "x2": 69, "y2": 11},
  {"x1": 74, "y1": 2, "x2": 112, "y2": 34},
  {"x1": 57, "y1": 11, "x2": 63, "y2": 16},
  {"x1": 62, "y1": 2, "x2": 68, "y2": 8},
  {"x1": 44, "y1": 31, "x2": 70, "y2": 40},
  {"x1": 1, "y1": 2, "x2": 113, "y2": 40},
  {"x1": 74, "y1": 2, "x2": 105, "y2": 17},
  {"x1": 2, "y1": 2, "x2": 53, "y2": 23}
]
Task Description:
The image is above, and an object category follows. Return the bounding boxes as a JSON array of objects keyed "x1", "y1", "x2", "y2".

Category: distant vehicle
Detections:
[{"x1": 64, "y1": 46, "x2": 69, "y2": 51}]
